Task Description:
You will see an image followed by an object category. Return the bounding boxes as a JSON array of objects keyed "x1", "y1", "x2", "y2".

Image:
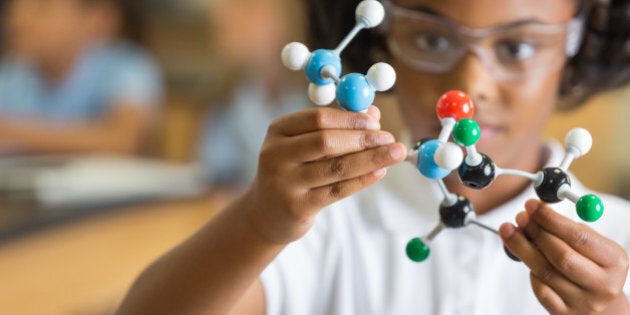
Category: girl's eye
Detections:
[
  {"x1": 496, "y1": 41, "x2": 537, "y2": 61},
  {"x1": 413, "y1": 33, "x2": 452, "y2": 52}
]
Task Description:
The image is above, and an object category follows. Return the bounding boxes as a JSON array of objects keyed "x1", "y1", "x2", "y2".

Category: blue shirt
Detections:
[
  {"x1": 198, "y1": 79, "x2": 309, "y2": 188},
  {"x1": 0, "y1": 41, "x2": 163, "y2": 122}
]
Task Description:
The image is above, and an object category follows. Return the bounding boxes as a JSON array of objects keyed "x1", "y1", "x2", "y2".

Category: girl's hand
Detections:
[
  {"x1": 244, "y1": 106, "x2": 407, "y2": 245},
  {"x1": 501, "y1": 199, "x2": 630, "y2": 314}
]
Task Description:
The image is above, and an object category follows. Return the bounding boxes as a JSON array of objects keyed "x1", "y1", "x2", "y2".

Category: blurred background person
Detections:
[
  {"x1": 0, "y1": 0, "x2": 163, "y2": 156},
  {"x1": 197, "y1": 0, "x2": 309, "y2": 191}
]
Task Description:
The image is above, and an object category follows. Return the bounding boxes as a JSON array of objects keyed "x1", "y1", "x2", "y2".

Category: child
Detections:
[
  {"x1": 198, "y1": 0, "x2": 308, "y2": 190},
  {"x1": 0, "y1": 0, "x2": 162, "y2": 155},
  {"x1": 117, "y1": 0, "x2": 630, "y2": 314}
]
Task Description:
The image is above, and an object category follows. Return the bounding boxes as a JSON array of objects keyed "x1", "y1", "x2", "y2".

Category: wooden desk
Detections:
[{"x1": 0, "y1": 195, "x2": 226, "y2": 315}]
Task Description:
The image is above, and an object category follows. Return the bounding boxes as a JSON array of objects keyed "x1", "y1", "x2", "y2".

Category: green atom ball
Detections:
[
  {"x1": 452, "y1": 118, "x2": 481, "y2": 147},
  {"x1": 576, "y1": 194, "x2": 604, "y2": 222},
  {"x1": 406, "y1": 237, "x2": 430, "y2": 262}
]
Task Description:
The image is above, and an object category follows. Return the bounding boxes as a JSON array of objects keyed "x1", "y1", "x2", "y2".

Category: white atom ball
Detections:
[
  {"x1": 308, "y1": 83, "x2": 336, "y2": 106},
  {"x1": 356, "y1": 0, "x2": 385, "y2": 28},
  {"x1": 366, "y1": 62, "x2": 396, "y2": 92},
  {"x1": 435, "y1": 142, "x2": 463, "y2": 171},
  {"x1": 281, "y1": 42, "x2": 311, "y2": 71}
]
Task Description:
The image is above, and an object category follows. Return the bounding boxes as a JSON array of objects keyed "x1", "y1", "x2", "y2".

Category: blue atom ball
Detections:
[
  {"x1": 336, "y1": 73, "x2": 375, "y2": 112},
  {"x1": 305, "y1": 49, "x2": 342, "y2": 85},
  {"x1": 417, "y1": 140, "x2": 450, "y2": 179}
]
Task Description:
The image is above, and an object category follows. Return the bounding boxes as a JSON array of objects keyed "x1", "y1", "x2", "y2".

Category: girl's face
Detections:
[
  {"x1": 210, "y1": 0, "x2": 289, "y2": 69},
  {"x1": 4, "y1": 0, "x2": 112, "y2": 62},
  {"x1": 389, "y1": 0, "x2": 576, "y2": 169}
]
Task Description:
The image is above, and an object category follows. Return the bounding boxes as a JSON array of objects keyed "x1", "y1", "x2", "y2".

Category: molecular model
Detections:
[
  {"x1": 278, "y1": 2, "x2": 603, "y2": 264},
  {"x1": 405, "y1": 90, "x2": 605, "y2": 263},
  {"x1": 281, "y1": 0, "x2": 396, "y2": 112}
]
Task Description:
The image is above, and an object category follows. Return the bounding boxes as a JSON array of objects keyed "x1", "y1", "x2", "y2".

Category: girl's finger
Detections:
[
  {"x1": 525, "y1": 200, "x2": 622, "y2": 267},
  {"x1": 305, "y1": 166, "x2": 388, "y2": 209},
  {"x1": 269, "y1": 106, "x2": 380, "y2": 137},
  {"x1": 500, "y1": 223, "x2": 583, "y2": 307},
  {"x1": 516, "y1": 210, "x2": 605, "y2": 291},
  {"x1": 365, "y1": 105, "x2": 381, "y2": 121},
  {"x1": 275, "y1": 129, "x2": 396, "y2": 162},
  {"x1": 296, "y1": 143, "x2": 406, "y2": 188},
  {"x1": 530, "y1": 273, "x2": 569, "y2": 315}
]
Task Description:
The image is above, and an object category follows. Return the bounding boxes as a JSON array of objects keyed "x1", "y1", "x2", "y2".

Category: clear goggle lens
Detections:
[{"x1": 386, "y1": 4, "x2": 582, "y2": 81}]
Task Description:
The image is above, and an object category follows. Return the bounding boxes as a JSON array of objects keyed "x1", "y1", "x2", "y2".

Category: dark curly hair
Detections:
[{"x1": 303, "y1": 0, "x2": 630, "y2": 109}]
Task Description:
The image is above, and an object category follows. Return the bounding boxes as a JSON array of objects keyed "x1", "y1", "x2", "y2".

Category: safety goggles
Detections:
[{"x1": 384, "y1": 2, "x2": 584, "y2": 81}]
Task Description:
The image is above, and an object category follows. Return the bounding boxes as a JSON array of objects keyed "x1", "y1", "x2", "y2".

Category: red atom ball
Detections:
[{"x1": 436, "y1": 90, "x2": 474, "y2": 120}]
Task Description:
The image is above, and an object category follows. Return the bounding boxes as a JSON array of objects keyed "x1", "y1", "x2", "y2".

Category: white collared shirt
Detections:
[{"x1": 261, "y1": 141, "x2": 630, "y2": 315}]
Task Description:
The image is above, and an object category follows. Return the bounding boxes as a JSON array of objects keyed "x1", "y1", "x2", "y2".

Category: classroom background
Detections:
[{"x1": 0, "y1": 0, "x2": 628, "y2": 314}]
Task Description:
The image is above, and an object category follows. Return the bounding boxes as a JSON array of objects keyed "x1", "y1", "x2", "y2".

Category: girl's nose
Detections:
[{"x1": 448, "y1": 52, "x2": 498, "y2": 108}]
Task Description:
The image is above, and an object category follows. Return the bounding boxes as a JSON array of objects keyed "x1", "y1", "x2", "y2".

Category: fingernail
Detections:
[
  {"x1": 372, "y1": 168, "x2": 387, "y2": 177},
  {"x1": 367, "y1": 119, "x2": 380, "y2": 130},
  {"x1": 367, "y1": 105, "x2": 381, "y2": 120},
  {"x1": 499, "y1": 223, "x2": 515, "y2": 239},
  {"x1": 389, "y1": 144, "x2": 406, "y2": 160},
  {"x1": 525, "y1": 200, "x2": 541, "y2": 215},
  {"x1": 378, "y1": 133, "x2": 395, "y2": 145},
  {"x1": 515, "y1": 211, "x2": 529, "y2": 228}
]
